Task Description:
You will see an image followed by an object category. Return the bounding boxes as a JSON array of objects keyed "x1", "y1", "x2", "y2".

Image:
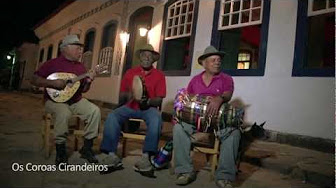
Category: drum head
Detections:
[{"x1": 132, "y1": 75, "x2": 144, "y2": 101}]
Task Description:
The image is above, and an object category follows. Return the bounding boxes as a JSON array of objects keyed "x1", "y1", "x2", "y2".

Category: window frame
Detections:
[
  {"x1": 84, "y1": 28, "x2": 96, "y2": 53},
  {"x1": 165, "y1": 0, "x2": 195, "y2": 40},
  {"x1": 307, "y1": 0, "x2": 335, "y2": 16},
  {"x1": 159, "y1": 0, "x2": 199, "y2": 76},
  {"x1": 292, "y1": 0, "x2": 335, "y2": 77},
  {"x1": 39, "y1": 48, "x2": 44, "y2": 63},
  {"x1": 210, "y1": 0, "x2": 271, "y2": 76},
  {"x1": 57, "y1": 41, "x2": 62, "y2": 57},
  {"x1": 218, "y1": 0, "x2": 263, "y2": 30},
  {"x1": 47, "y1": 44, "x2": 53, "y2": 61},
  {"x1": 101, "y1": 20, "x2": 118, "y2": 49}
]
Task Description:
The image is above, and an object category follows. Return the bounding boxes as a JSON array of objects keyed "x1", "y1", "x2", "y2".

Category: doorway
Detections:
[{"x1": 124, "y1": 6, "x2": 153, "y2": 74}]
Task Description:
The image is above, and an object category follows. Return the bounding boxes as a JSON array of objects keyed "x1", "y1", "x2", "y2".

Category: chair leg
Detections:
[
  {"x1": 41, "y1": 118, "x2": 46, "y2": 150},
  {"x1": 210, "y1": 138, "x2": 220, "y2": 180},
  {"x1": 44, "y1": 114, "x2": 52, "y2": 159},
  {"x1": 74, "y1": 117, "x2": 80, "y2": 151},
  {"x1": 169, "y1": 150, "x2": 175, "y2": 175},
  {"x1": 210, "y1": 154, "x2": 217, "y2": 180},
  {"x1": 122, "y1": 138, "x2": 127, "y2": 158}
]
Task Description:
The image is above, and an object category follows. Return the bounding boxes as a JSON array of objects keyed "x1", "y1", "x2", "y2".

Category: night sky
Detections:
[{"x1": 0, "y1": 0, "x2": 67, "y2": 52}]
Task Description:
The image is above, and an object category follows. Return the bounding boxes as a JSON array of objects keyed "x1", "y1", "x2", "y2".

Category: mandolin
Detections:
[{"x1": 46, "y1": 65, "x2": 107, "y2": 103}]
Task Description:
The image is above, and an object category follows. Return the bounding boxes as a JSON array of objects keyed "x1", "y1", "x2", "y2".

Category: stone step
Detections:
[{"x1": 243, "y1": 140, "x2": 334, "y2": 188}]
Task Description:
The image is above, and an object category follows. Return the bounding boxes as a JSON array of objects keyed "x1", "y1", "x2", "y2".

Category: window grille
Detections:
[
  {"x1": 165, "y1": 0, "x2": 195, "y2": 40},
  {"x1": 218, "y1": 0, "x2": 263, "y2": 30},
  {"x1": 308, "y1": 0, "x2": 335, "y2": 16},
  {"x1": 98, "y1": 47, "x2": 113, "y2": 74}
]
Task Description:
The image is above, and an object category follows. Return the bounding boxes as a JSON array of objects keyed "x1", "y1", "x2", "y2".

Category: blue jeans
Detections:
[
  {"x1": 173, "y1": 122, "x2": 240, "y2": 181},
  {"x1": 100, "y1": 105, "x2": 162, "y2": 154}
]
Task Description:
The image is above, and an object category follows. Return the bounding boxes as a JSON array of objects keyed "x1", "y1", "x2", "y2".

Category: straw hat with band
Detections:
[
  {"x1": 60, "y1": 34, "x2": 84, "y2": 48},
  {"x1": 135, "y1": 44, "x2": 160, "y2": 62},
  {"x1": 198, "y1": 46, "x2": 226, "y2": 65}
]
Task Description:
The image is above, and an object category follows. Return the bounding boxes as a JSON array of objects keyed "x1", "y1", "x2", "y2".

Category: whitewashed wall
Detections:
[
  {"x1": 163, "y1": 0, "x2": 334, "y2": 140},
  {"x1": 16, "y1": 43, "x2": 39, "y2": 89}
]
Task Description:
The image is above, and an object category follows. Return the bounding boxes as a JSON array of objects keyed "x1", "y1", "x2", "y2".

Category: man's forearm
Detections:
[
  {"x1": 82, "y1": 82, "x2": 91, "y2": 93},
  {"x1": 31, "y1": 74, "x2": 52, "y2": 88},
  {"x1": 220, "y1": 91, "x2": 233, "y2": 103}
]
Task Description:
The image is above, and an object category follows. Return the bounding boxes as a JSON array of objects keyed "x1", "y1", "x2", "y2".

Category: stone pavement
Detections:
[{"x1": 0, "y1": 91, "x2": 334, "y2": 188}]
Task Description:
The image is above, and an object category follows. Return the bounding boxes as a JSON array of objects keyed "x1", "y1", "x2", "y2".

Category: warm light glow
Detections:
[
  {"x1": 147, "y1": 22, "x2": 162, "y2": 47},
  {"x1": 119, "y1": 31, "x2": 130, "y2": 47},
  {"x1": 139, "y1": 27, "x2": 148, "y2": 37},
  {"x1": 6, "y1": 55, "x2": 11, "y2": 60},
  {"x1": 147, "y1": 29, "x2": 154, "y2": 40}
]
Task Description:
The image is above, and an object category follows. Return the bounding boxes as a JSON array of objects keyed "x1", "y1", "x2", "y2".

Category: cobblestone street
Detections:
[{"x1": 0, "y1": 91, "x2": 332, "y2": 188}]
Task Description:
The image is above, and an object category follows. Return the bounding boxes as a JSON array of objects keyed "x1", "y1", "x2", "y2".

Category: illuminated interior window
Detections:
[{"x1": 237, "y1": 51, "x2": 251, "y2": 69}]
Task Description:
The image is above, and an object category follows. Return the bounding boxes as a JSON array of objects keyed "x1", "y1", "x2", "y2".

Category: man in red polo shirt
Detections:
[
  {"x1": 31, "y1": 34, "x2": 101, "y2": 165},
  {"x1": 100, "y1": 44, "x2": 166, "y2": 172}
]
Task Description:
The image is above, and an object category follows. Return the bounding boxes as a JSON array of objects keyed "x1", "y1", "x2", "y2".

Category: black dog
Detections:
[{"x1": 237, "y1": 121, "x2": 267, "y2": 171}]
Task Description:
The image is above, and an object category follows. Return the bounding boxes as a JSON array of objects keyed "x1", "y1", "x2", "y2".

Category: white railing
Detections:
[{"x1": 98, "y1": 47, "x2": 113, "y2": 76}]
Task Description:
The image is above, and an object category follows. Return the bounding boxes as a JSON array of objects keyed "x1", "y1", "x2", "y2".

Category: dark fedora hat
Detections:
[{"x1": 135, "y1": 44, "x2": 160, "y2": 62}]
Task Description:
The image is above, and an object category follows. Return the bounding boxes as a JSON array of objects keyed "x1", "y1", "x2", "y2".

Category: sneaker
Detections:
[
  {"x1": 100, "y1": 153, "x2": 123, "y2": 168},
  {"x1": 215, "y1": 180, "x2": 233, "y2": 188},
  {"x1": 175, "y1": 172, "x2": 196, "y2": 185},
  {"x1": 79, "y1": 147, "x2": 99, "y2": 163},
  {"x1": 133, "y1": 155, "x2": 153, "y2": 172}
]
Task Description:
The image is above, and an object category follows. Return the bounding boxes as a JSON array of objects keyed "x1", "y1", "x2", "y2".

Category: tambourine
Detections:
[{"x1": 132, "y1": 75, "x2": 147, "y2": 101}]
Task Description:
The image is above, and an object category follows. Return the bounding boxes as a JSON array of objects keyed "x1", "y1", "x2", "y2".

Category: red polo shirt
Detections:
[
  {"x1": 120, "y1": 66, "x2": 166, "y2": 110},
  {"x1": 34, "y1": 55, "x2": 88, "y2": 104}
]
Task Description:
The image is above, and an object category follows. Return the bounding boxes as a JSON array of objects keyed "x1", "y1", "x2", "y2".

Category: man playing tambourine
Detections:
[
  {"x1": 173, "y1": 46, "x2": 240, "y2": 188},
  {"x1": 100, "y1": 44, "x2": 166, "y2": 173}
]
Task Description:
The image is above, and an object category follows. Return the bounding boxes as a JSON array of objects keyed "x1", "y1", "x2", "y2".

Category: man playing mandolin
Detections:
[
  {"x1": 173, "y1": 46, "x2": 240, "y2": 188},
  {"x1": 31, "y1": 34, "x2": 101, "y2": 165},
  {"x1": 100, "y1": 44, "x2": 166, "y2": 173}
]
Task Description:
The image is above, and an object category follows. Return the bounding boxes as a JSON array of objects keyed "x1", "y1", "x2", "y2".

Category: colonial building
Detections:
[{"x1": 20, "y1": 0, "x2": 335, "y2": 143}]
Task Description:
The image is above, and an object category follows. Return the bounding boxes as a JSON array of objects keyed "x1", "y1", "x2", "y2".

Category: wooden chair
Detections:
[
  {"x1": 192, "y1": 132, "x2": 220, "y2": 180},
  {"x1": 72, "y1": 101, "x2": 106, "y2": 151},
  {"x1": 121, "y1": 118, "x2": 147, "y2": 157},
  {"x1": 170, "y1": 132, "x2": 220, "y2": 181},
  {"x1": 73, "y1": 117, "x2": 149, "y2": 157},
  {"x1": 121, "y1": 106, "x2": 162, "y2": 157},
  {"x1": 73, "y1": 105, "x2": 162, "y2": 157},
  {"x1": 41, "y1": 113, "x2": 81, "y2": 158}
]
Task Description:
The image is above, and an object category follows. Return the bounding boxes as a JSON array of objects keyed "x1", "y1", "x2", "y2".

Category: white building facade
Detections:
[{"x1": 32, "y1": 0, "x2": 334, "y2": 141}]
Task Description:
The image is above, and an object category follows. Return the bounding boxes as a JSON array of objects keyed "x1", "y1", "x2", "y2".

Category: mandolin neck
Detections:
[{"x1": 71, "y1": 72, "x2": 90, "y2": 83}]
